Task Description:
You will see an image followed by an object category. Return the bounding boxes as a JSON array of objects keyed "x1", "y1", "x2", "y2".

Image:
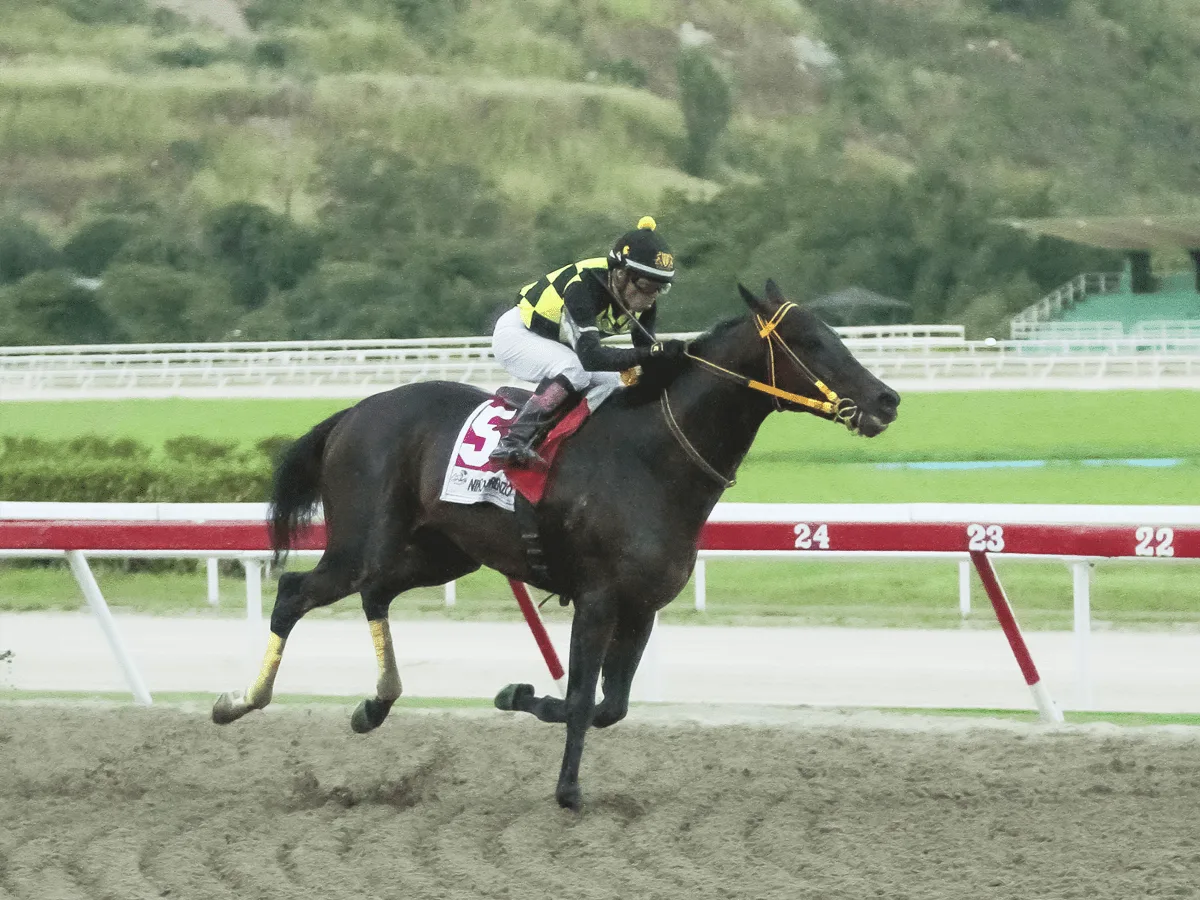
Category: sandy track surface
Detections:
[{"x1": 3, "y1": 703, "x2": 1199, "y2": 899}]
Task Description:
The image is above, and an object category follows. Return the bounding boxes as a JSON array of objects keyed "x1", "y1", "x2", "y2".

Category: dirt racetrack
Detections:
[{"x1": 2, "y1": 703, "x2": 1199, "y2": 899}]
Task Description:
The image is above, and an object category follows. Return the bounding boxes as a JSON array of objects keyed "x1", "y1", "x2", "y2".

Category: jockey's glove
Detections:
[{"x1": 646, "y1": 339, "x2": 688, "y2": 362}]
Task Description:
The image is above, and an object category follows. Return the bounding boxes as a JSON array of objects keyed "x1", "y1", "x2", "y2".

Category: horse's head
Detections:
[{"x1": 737, "y1": 280, "x2": 900, "y2": 437}]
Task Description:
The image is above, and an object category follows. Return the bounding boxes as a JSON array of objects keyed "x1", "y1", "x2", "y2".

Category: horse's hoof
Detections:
[
  {"x1": 494, "y1": 683, "x2": 534, "y2": 712},
  {"x1": 351, "y1": 698, "x2": 395, "y2": 734},
  {"x1": 211, "y1": 690, "x2": 250, "y2": 725},
  {"x1": 556, "y1": 782, "x2": 582, "y2": 812},
  {"x1": 350, "y1": 700, "x2": 375, "y2": 733}
]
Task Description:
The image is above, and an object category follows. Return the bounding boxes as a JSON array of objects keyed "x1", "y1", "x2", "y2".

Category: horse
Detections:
[{"x1": 212, "y1": 280, "x2": 900, "y2": 811}]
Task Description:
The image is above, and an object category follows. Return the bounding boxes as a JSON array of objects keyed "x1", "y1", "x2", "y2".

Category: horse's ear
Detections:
[
  {"x1": 764, "y1": 279, "x2": 786, "y2": 306},
  {"x1": 738, "y1": 282, "x2": 766, "y2": 315}
]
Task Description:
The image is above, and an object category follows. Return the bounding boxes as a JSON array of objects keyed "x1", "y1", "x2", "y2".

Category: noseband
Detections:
[{"x1": 659, "y1": 302, "x2": 860, "y2": 486}]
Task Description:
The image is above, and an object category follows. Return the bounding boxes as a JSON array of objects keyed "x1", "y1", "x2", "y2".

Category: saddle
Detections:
[{"x1": 494, "y1": 385, "x2": 533, "y2": 407}]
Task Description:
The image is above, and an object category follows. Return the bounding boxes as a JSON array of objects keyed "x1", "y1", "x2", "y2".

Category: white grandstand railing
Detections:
[
  {"x1": 1009, "y1": 271, "x2": 1123, "y2": 338},
  {"x1": 1131, "y1": 319, "x2": 1200, "y2": 340},
  {"x1": 3, "y1": 327, "x2": 1200, "y2": 399}
]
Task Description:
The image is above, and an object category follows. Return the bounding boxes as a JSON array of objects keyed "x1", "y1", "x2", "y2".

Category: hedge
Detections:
[{"x1": 0, "y1": 436, "x2": 278, "y2": 502}]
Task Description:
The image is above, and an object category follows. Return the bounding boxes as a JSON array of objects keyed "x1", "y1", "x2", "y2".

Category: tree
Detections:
[
  {"x1": 97, "y1": 264, "x2": 234, "y2": 341},
  {"x1": 0, "y1": 218, "x2": 63, "y2": 285},
  {"x1": 63, "y1": 216, "x2": 142, "y2": 277},
  {"x1": 204, "y1": 202, "x2": 320, "y2": 309},
  {"x1": 677, "y1": 49, "x2": 733, "y2": 178},
  {"x1": 0, "y1": 271, "x2": 115, "y2": 345}
]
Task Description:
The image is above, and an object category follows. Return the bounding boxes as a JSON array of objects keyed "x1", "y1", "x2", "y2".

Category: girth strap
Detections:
[{"x1": 514, "y1": 492, "x2": 571, "y2": 608}]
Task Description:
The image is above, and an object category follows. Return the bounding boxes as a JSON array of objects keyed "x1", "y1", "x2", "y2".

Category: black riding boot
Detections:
[{"x1": 490, "y1": 376, "x2": 577, "y2": 468}]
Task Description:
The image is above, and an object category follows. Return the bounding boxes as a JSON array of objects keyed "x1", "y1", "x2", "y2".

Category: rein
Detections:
[{"x1": 659, "y1": 302, "x2": 859, "y2": 487}]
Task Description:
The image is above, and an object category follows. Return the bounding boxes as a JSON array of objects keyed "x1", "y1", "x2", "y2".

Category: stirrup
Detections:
[{"x1": 490, "y1": 440, "x2": 546, "y2": 469}]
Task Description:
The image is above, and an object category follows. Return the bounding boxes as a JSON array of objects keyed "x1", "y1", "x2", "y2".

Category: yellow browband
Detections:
[{"x1": 690, "y1": 302, "x2": 843, "y2": 416}]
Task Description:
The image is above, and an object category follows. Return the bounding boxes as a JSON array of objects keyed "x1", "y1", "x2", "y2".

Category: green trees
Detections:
[
  {"x1": 0, "y1": 219, "x2": 62, "y2": 285},
  {"x1": 0, "y1": 272, "x2": 114, "y2": 345},
  {"x1": 677, "y1": 49, "x2": 733, "y2": 178},
  {"x1": 204, "y1": 202, "x2": 320, "y2": 310}
]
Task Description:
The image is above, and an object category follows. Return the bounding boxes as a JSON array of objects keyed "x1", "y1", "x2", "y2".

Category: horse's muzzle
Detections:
[{"x1": 852, "y1": 413, "x2": 892, "y2": 437}]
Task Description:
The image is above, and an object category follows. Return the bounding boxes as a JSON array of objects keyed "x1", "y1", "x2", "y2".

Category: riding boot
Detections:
[{"x1": 489, "y1": 375, "x2": 577, "y2": 468}]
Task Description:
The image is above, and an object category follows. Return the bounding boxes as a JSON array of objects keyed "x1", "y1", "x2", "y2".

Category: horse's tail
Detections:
[{"x1": 268, "y1": 408, "x2": 352, "y2": 566}]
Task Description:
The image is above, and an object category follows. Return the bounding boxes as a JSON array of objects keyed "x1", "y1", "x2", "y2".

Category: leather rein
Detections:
[{"x1": 659, "y1": 302, "x2": 860, "y2": 487}]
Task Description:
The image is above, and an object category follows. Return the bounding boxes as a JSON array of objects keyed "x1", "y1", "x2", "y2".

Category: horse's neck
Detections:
[{"x1": 665, "y1": 335, "x2": 775, "y2": 493}]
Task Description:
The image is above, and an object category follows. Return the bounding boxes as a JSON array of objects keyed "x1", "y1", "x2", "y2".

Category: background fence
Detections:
[{"x1": 5, "y1": 325, "x2": 1200, "y2": 399}]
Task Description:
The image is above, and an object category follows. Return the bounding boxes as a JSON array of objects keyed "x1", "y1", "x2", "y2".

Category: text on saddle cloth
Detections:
[{"x1": 438, "y1": 395, "x2": 591, "y2": 511}]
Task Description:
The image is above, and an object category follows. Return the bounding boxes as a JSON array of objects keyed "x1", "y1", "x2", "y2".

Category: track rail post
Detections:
[
  {"x1": 66, "y1": 550, "x2": 152, "y2": 705},
  {"x1": 508, "y1": 579, "x2": 566, "y2": 697},
  {"x1": 970, "y1": 551, "x2": 1063, "y2": 723}
]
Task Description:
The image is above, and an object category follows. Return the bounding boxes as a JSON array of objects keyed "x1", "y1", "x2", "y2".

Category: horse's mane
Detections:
[{"x1": 615, "y1": 313, "x2": 748, "y2": 408}]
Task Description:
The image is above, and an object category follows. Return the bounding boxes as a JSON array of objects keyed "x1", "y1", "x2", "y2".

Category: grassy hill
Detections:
[{"x1": 2, "y1": 0, "x2": 1198, "y2": 338}]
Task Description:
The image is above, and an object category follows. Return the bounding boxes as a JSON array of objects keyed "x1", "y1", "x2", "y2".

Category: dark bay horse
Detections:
[{"x1": 212, "y1": 280, "x2": 900, "y2": 810}]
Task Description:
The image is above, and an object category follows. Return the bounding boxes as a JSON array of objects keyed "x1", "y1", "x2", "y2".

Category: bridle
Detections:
[
  {"x1": 660, "y1": 301, "x2": 860, "y2": 486},
  {"x1": 595, "y1": 269, "x2": 858, "y2": 484}
]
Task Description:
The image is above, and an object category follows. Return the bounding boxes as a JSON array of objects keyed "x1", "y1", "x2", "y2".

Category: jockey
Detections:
[{"x1": 489, "y1": 215, "x2": 688, "y2": 468}]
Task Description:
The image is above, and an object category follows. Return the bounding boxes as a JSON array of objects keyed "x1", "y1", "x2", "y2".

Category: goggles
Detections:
[{"x1": 630, "y1": 275, "x2": 671, "y2": 297}]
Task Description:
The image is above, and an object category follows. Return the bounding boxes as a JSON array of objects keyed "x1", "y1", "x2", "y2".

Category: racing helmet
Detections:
[{"x1": 608, "y1": 216, "x2": 675, "y2": 290}]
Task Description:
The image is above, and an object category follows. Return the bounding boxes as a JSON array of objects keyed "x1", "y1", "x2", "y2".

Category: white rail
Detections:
[
  {"x1": 3, "y1": 326, "x2": 1200, "y2": 399},
  {"x1": 1009, "y1": 272, "x2": 1123, "y2": 337}
]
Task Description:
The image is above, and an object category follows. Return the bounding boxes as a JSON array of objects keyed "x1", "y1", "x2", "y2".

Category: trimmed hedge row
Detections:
[{"x1": 0, "y1": 436, "x2": 278, "y2": 502}]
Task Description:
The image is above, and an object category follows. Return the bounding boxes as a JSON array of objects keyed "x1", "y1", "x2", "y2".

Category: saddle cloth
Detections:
[{"x1": 438, "y1": 392, "x2": 590, "y2": 511}]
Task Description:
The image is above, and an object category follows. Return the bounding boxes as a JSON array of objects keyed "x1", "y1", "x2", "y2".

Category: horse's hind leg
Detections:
[
  {"x1": 495, "y1": 605, "x2": 653, "y2": 729},
  {"x1": 212, "y1": 549, "x2": 359, "y2": 724},
  {"x1": 350, "y1": 531, "x2": 480, "y2": 734},
  {"x1": 348, "y1": 582, "x2": 404, "y2": 734},
  {"x1": 557, "y1": 595, "x2": 617, "y2": 811}
]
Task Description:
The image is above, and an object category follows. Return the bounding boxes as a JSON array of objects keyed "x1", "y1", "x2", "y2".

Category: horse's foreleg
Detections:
[
  {"x1": 592, "y1": 608, "x2": 656, "y2": 728},
  {"x1": 555, "y1": 598, "x2": 617, "y2": 812},
  {"x1": 493, "y1": 682, "x2": 566, "y2": 722}
]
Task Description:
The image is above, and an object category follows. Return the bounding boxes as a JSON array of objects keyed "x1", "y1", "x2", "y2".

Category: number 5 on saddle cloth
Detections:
[{"x1": 438, "y1": 387, "x2": 591, "y2": 588}]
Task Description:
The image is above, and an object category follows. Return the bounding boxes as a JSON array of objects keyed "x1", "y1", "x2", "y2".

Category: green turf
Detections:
[
  {"x1": 4, "y1": 390, "x2": 1200, "y2": 462},
  {"x1": 0, "y1": 398, "x2": 351, "y2": 450},
  {"x1": 3, "y1": 556, "x2": 1197, "y2": 630},
  {"x1": 726, "y1": 460, "x2": 1199, "y2": 504}
]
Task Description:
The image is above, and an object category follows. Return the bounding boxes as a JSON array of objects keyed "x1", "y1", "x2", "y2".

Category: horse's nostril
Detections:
[{"x1": 879, "y1": 388, "x2": 900, "y2": 410}]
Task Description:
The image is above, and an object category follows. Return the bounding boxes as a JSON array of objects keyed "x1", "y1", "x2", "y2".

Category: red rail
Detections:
[{"x1": 2, "y1": 518, "x2": 1198, "y2": 559}]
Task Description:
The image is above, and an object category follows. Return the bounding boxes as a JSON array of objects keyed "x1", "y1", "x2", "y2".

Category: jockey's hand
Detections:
[{"x1": 647, "y1": 339, "x2": 688, "y2": 362}]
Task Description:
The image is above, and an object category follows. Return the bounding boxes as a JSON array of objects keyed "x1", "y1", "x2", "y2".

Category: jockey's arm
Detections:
[
  {"x1": 563, "y1": 280, "x2": 652, "y2": 372},
  {"x1": 573, "y1": 330, "x2": 645, "y2": 372}
]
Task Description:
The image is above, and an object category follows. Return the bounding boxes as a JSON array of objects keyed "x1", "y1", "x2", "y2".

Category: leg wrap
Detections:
[
  {"x1": 246, "y1": 632, "x2": 285, "y2": 707},
  {"x1": 369, "y1": 618, "x2": 402, "y2": 700}
]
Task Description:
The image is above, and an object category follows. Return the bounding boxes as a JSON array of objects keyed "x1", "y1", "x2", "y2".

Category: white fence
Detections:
[
  {"x1": 1009, "y1": 272, "x2": 1123, "y2": 337},
  {"x1": 4, "y1": 323, "x2": 1200, "y2": 398}
]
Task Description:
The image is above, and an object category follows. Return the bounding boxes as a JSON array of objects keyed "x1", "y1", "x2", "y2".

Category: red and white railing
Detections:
[{"x1": 3, "y1": 501, "x2": 1198, "y2": 720}]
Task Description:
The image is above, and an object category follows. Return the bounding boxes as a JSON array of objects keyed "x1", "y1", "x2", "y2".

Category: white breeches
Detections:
[{"x1": 491, "y1": 308, "x2": 622, "y2": 408}]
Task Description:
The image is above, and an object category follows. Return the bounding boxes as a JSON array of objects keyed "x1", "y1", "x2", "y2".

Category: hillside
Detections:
[{"x1": 1, "y1": 0, "x2": 1196, "y2": 341}]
